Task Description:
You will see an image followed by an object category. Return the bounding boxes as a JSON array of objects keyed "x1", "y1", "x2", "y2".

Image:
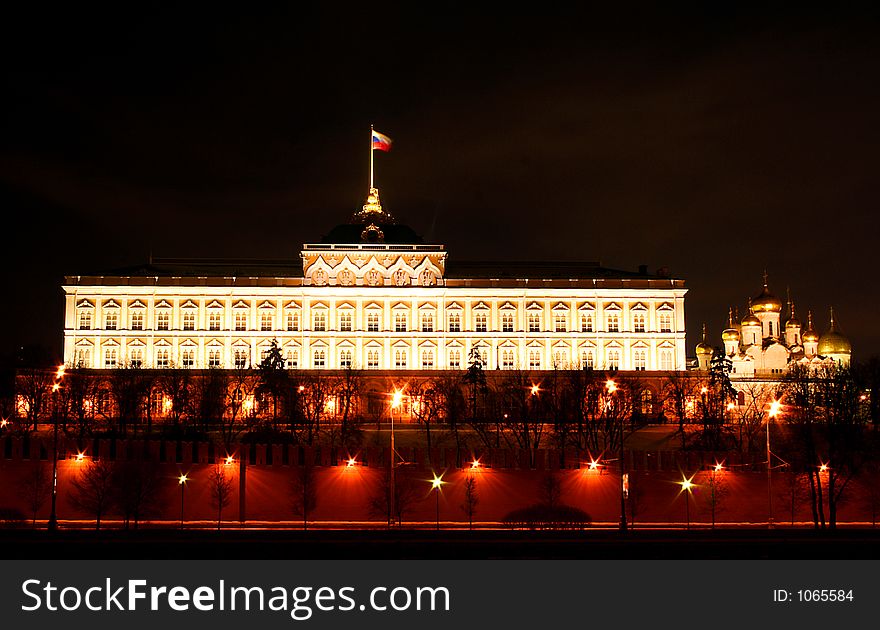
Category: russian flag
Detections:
[{"x1": 371, "y1": 130, "x2": 393, "y2": 152}]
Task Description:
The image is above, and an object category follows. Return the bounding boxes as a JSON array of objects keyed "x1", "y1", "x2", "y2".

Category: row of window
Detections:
[
  {"x1": 78, "y1": 310, "x2": 675, "y2": 333},
  {"x1": 77, "y1": 347, "x2": 675, "y2": 371}
]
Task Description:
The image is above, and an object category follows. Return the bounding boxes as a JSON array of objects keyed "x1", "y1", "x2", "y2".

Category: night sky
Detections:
[{"x1": 2, "y1": 7, "x2": 878, "y2": 361}]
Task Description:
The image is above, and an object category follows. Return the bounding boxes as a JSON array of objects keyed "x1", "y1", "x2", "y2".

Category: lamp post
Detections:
[
  {"x1": 389, "y1": 389, "x2": 403, "y2": 526},
  {"x1": 679, "y1": 475, "x2": 694, "y2": 530},
  {"x1": 178, "y1": 474, "x2": 188, "y2": 529},
  {"x1": 430, "y1": 473, "x2": 445, "y2": 531},
  {"x1": 605, "y1": 378, "x2": 628, "y2": 533},
  {"x1": 48, "y1": 364, "x2": 65, "y2": 531},
  {"x1": 767, "y1": 400, "x2": 782, "y2": 529}
]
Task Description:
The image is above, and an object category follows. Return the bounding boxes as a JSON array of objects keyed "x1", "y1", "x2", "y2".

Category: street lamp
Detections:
[
  {"x1": 48, "y1": 364, "x2": 66, "y2": 531},
  {"x1": 389, "y1": 389, "x2": 403, "y2": 526},
  {"x1": 430, "y1": 473, "x2": 445, "y2": 531},
  {"x1": 767, "y1": 400, "x2": 782, "y2": 528},
  {"x1": 178, "y1": 474, "x2": 188, "y2": 529},
  {"x1": 605, "y1": 378, "x2": 628, "y2": 533},
  {"x1": 679, "y1": 475, "x2": 695, "y2": 530}
]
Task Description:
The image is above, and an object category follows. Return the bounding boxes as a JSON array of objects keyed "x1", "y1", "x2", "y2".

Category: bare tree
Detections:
[
  {"x1": 461, "y1": 475, "x2": 479, "y2": 530},
  {"x1": 662, "y1": 371, "x2": 699, "y2": 450},
  {"x1": 495, "y1": 370, "x2": 544, "y2": 467},
  {"x1": 367, "y1": 469, "x2": 419, "y2": 526},
  {"x1": 16, "y1": 367, "x2": 54, "y2": 431},
  {"x1": 156, "y1": 363, "x2": 194, "y2": 432},
  {"x1": 538, "y1": 472, "x2": 563, "y2": 509},
  {"x1": 702, "y1": 467, "x2": 729, "y2": 529},
  {"x1": 209, "y1": 465, "x2": 233, "y2": 530},
  {"x1": 194, "y1": 368, "x2": 229, "y2": 438},
  {"x1": 290, "y1": 464, "x2": 318, "y2": 530},
  {"x1": 108, "y1": 364, "x2": 152, "y2": 435},
  {"x1": 69, "y1": 458, "x2": 117, "y2": 530},
  {"x1": 114, "y1": 460, "x2": 160, "y2": 529},
  {"x1": 18, "y1": 461, "x2": 51, "y2": 527}
]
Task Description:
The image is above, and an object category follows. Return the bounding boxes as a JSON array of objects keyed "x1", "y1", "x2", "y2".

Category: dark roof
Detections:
[
  {"x1": 320, "y1": 222, "x2": 423, "y2": 245},
  {"x1": 78, "y1": 259, "x2": 302, "y2": 278},
  {"x1": 445, "y1": 261, "x2": 669, "y2": 280}
]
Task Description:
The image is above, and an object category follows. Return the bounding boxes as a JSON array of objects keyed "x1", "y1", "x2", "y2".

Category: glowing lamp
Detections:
[
  {"x1": 0, "y1": 418, "x2": 7, "y2": 428},
  {"x1": 470, "y1": 459, "x2": 481, "y2": 469},
  {"x1": 52, "y1": 383, "x2": 60, "y2": 392},
  {"x1": 605, "y1": 380, "x2": 617, "y2": 393},
  {"x1": 769, "y1": 400, "x2": 782, "y2": 418},
  {"x1": 530, "y1": 384, "x2": 540, "y2": 396},
  {"x1": 76, "y1": 452, "x2": 85, "y2": 462},
  {"x1": 714, "y1": 463, "x2": 724, "y2": 472},
  {"x1": 819, "y1": 463, "x2": 828, "y2": 473},
  {"x1": 225, "y1": 455, "x2": 235, "y2": 466},
  {"x1": 430, "y1": 473, "x2": 445, "y2": 490},
  {"x1": 391, "y1": 389, "x2": 403, "y2": 410},
  {"x1": 346, "y1": 457, "x2": 357, "y2": 468},
  {"x1": 588, "y1": 458, "x2": 600, "y2": 471},
  {"x1": 701, "y1": 386, "x2": 708, "y2": 394},
  {"x1": 298, "y1": 385, "x2": 305, "y2": 393},
  {"x1": 56, "y1": 365, "x2": 65, "y2": 379},
  {"x1": 680, "y1": 476, "x2": 694, "y2": 492},
  {"x1": 178, "y1": 474, "x2": 188, "y2": 485}
]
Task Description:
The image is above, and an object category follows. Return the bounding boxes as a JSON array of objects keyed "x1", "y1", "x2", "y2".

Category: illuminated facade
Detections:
[
  {"x1": 698, "y1": 275, "x2": 852, "y2": 378},
  {"x1": 63, "y1": 188, "x2": 688, "y2": 372}
]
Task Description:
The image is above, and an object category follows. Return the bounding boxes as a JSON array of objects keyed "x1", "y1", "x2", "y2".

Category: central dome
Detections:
[
  {"x1": 320, "y1": 187, "x2": 424, "y2": 245},
  {"x1": 751, "y1": 283, "x2": 783, "y2": 314}
]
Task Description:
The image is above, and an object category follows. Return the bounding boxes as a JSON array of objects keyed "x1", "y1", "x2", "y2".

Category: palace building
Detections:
[
  {"x1": 62, "y1": 187, "x2": 688, "y2": 373},
  {"x1": 697, "y1": 275, "x2": 852, "y2": 378}
]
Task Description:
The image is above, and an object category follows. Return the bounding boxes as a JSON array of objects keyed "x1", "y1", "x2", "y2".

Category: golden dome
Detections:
[
  {"x1": 741, "y1": 313, "x2": 760, "y2": 327},
  {"x1": 722, "y1": 328, "x2": 740, "y2": 342},
  {"x1": 802, "y1": 311, "x2": 819, "y2": 343},
  {"x1": 817, "y1": 307, "x2": 851, "y2": 355},
  {"x1": 751, "y1": 281, "x2": 783, "y2": 314},
  {"x1": 695, "y1": 323, "x2": 714, "y2": 356}
]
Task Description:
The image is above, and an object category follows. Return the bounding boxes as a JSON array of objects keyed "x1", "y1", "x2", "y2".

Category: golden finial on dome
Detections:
[
  {"x1": 818, "y1": 306, "x2": 851, "y2": 355},
  {"x1": 696, "y1": 323, "x2": 713, "y2": 356},
  {"x1": 722, "y1": 307, "x2": 741, "y2": 342},
  {"x1": 362, "y1": 187, "x2": 383, "y2": 214},
  {"x1": 803, "y1": 310, "x2": 819, "y2": 343}
]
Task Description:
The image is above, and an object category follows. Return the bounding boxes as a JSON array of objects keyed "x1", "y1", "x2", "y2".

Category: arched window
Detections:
[
  {"x1": 286, "y1": 349, "x2": 298, "y2": 369},
  {"x1": 475, "y1": 312, "x2": 488, "y2": 332},
  {"x1": 131, "y1": 312, "x2": 144, "y2": 330},
  {"x1": 394, "y1": 312, "x2": 407, "y2": 332},
  {"x1": 581, "y1": 350, "x2": 594, "y2": 369},
  {"x1": 502, "y1": 349, "x2": 515, "y2": 369},
  {"x1": 104, "y1": 348, "x2": 117, "y2": 368},
  {"x1": 234, "y1": 349, "x2": 249, "y2": 369},
  {"x1": 339, "y1": 312, "x2": 353, "y2": 332},
  {"x1": 130, "y1": 348, "x2": 143, "y2": 368},
  {"x1": 313, "y1": 348, "x2": 326, "y2": 368},
  {"x1": 340, "y1": 349, "x2": 352, "y2": 368},
  {"x1": 633, "y1": 314, "x2": 646, "y2": 332},
  {"x1": 528, "y1": 313, "x2": 541, "y2": 332},
  {"x1": 606, "y1": 313, "x2": 619, "y2": 332},
  {"x1": 367, "y1": 349, "x2": 379, "y2": 368},
  {"x1": 157, "y1": 312, "x2": 170, "y2": 331},
  {"x1": 581, "y1": 313, "x2": 593, "y2": 332},
  {"x1": 421, "y1": 349, "x2": 434, "y2": 369},
  {"x1": 502, "y1": 312, "x2": 514, "y2": 332},
  {"x1": 260, "y1": 312, "x2": 273, "y2": 331},
  {"x1": 183, "y1": 312, "x2": 196, "y2": 331},
  {"x1": 554, "y1": 313, "x2": 567, "y2": 332},
  {"x1": 607, "y1": 349, "x2": 620, "y2": 370},
  {"x1": 448, "y1": 349, "x2": 461, "y2": 369},
  {"x1": 394, "y1": 349, "x2": 407, "y2": 368},
  {"x1": 367, "y1": 312, "x2": 380, "y2": 332},
  {"x1": 313, "y1": 311, "x2": 326, "y2": 332},
  {"x1": 448, "y1": 312, "x2": 461, "y2": 332},
  {"x1": 182, "y1": 349, "x2": 195, "y2": 367},
  {"x1": 633, "y1": 349, "x2": 647, "y2": 370},
  {"x1": 78, "y1": 310, "x2": 92, "y2": 330},
  {"x1": 659, "y1": 312, "x2": 673, "y2": 332},
  {"x1": 421, "y1": 313, "x2": 434, "y2": 332},
  {"x1": 76, "y1": 348, "x2": 91, "y2": 368},
  {"x1": 660, "y1": 349, "x2": 674, "y2": 371},
  {"x1": 104, "y1": 311, "x2": 118, "y2": 330},
  {"x1": 208, "y1": 349, "x2": 222, "y2": 367},
  {"x1": 156, "y1": 349, "x2": 170, "y2": 368},
  {"x1": 529, "y1": 350, "x2": 541, "y2": 369},
  {"x1": 286, "y1": 311, "x2": 300, "y2": 331},
  {"x1": 209, "y1": 312, "x2": 222, "y2": 331}
]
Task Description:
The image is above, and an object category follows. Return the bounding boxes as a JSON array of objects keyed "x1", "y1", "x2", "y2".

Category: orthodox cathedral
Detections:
[{"x1": 696, "y1": 276, "x2": 852, "y2": 378}]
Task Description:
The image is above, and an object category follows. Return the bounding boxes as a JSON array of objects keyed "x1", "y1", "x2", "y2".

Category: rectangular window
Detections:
[
  {"x1": 131, "y1": 312, "x2": 144, "y2": 330},
  {"x1": 528, "y1": 313, "x2": 540, "y2": 332},
  {"x1": 287, "y1": 350, "x2": 298, "y2": 369},
  {"x1": 105, "y1": 312, "x2": 118, "y2": 330},
  {"x1": 340, "y1": 312, "x2": 353, "y2": 332},
  {"x1": 581, "y1": 351, "x2": 594, "y2": 369},
  {"x1": 607, "y1": 350, "x2": 620, "y2": 370},
  {"x1": 183, "y1": 312, "x2": 196, "y2": 331},
  {"x1": 104, "y1": 348, "x2": 117, "y2": 368},
  {"x1": 367, "y1": 349, "x2": 379, "y2": 368},
  {"x1": 313, "y1": 311, "x2": 326, "y2": 332},
  {"x1": 448, "y1": 349, "x2": 461, "y2": 369},
  {"x1": 660, "y1": 350, "x2": 674, "y2": 371},
  {"x1": 156, "y1": 349, "x2": 170, "y2": 368},
  {"x1": 529, "y1": 350, "x2": 541, "y2": 369},
  {"x1": 502, "y1": 350, "x2": 514, "y2": 369},
  {"x1": 234, "y1": 313, "x2": 247, "y2": 331},
  {"x1": 421, "y1": 350, "x2": 434, "y2": 369},
  {"x1": 313, "y1": 349, "x2": 325, "y2": 368},
  {"x1": 234, "y1": 349, "x2": 248, "y2": 369},
  {"x1": 394, "y1": 349, "x2": 407, "y2": 368},
  {"x1": 78, "y1": 311, "x2": 92, "y2": 330},
  {"x1": 340, "y1": 349, "x2": 352, "y2": 368},
  {"x1": 659, "y1": 313, "x2": 673, "y2": 333},
  {"x1": 130, "y1": 349, "x2": 143, "y2": 368},
  {"x1": 208, "y1": 349, "x2": 221, "y2": 367},
  {"x1": 367, "y1": 312, "x2": 380, "y2": 332},
  {"x1": 633, "y1": 349, "x2": 646, "y2": 370},
  {"x1": 475, "y1": 312, "x2": 488, "y2": 332},
  {"x1": 209, "y1": 312, "x2": 221, "y2": 331},
  {"x1": 182, "y1": 349, "x2": 195, "y2": 367},
  {"x1": 157, "y1": 312, "x2": 170, "y2": 331},
  {"x1": 502, "y1": 313, "x2": 514, "y2": 332}
]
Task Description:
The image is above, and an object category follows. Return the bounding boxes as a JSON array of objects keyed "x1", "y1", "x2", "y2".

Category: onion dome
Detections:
[
  {"x1": 741, "y1": 300, "x2": 761, "y2": 327},
  {"x1": 818, "y1": 307, "x2": 852, "y2": 355},
  {"x1": 722, "y1": 307, "x2": 741, "y2": 341},
  {"x1": 695, "y1": 323, "x2": 714, "y2": 356},
  {"x1": 785, "y1": 301, "x2": 802, "y2": 329},
  {"x1": 802, "y1": 311, "x2": 820, "y2": 343},
  {"x1": 751, "y1": 273, "x2": 783, "y2": 313}
]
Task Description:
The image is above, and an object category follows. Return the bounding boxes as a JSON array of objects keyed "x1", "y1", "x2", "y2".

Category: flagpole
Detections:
[{"x1": 370, "y1": 124, "x2": 374, "y2": 189}]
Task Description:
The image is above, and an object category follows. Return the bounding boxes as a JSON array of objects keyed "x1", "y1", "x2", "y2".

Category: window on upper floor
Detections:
[
  {"x1": 340, "y1": 349, "x2": 352, "y2": 368},
  {"x1": 182, "y1": 349, "x2": 195, "y2": 367},
  {"x1": 183, "y1": 312, "x2": 196, "y2": 331},
  {"x1": 208, "y1": 349, "x2": 221, "y2": 367},
  {"x1": 633, "y1": 314, "x2": 646, "y2": 333},
  {"x1": 131, "y1": 312, "x2": 144, "y2": 330},
  {"x1": 367, "y1": 349, "x2": 379, "y2": 369},
  {"x1": 394, "y1": 312, "x2": 407, "y2": 332},
  {"x1": 130, "y1": 348, "x2": 143, "y2": 368},
  {"x1": 313, "y1": 348, "x2": 325, "y2": 368},
  {"x1": 313, "y1": 311, "x2": 326, "y2": 332},
  {"x1": 233, "y1": 349, "x2": 248, "y2": 369},
  {"x1": 260, "y1": 313, "x2": 273, "y2": 331},
  {"x1": 475, "y1": 312, "x2": 488, "y2": 332},
  {"x1": 553, "y1": 350, "x2": 566, "y2": 368},
  {"x1": 659, "y1": 312, "x2": 673, "y2": 333},
  {"x1": 157, "y1": 312, "x2": 170, "y2": 331},
  {"x1": 287, "y1": 349, "x2": 298, "y2": 369},
  {"x1": 208, "y1": 312, "x2": 221, "y2": 331},
  {"x1": 448, "y1": 312, "x2": 461, "y2": 333},
  {"x1": 104, "y1": 312, "x2": 117, "y2": 330},
  {"x1": 394, "y1": 349, "x2": 407, "y2": 368},
  {"x1": 581, "y1": 350, "x2": 594, "y2": 369},
  {"x1": 78, "y1": 310, "x2": 92, "y2": 330},
  {"x1": 286, "y1": 311, "x2": 300, "y2": 331},
  {"x1": 502, "y1": 312, "x2": 514, "y2": 332},
  {"x1": 528, "y1": 350, "x2": 541, "y2": 369},
  {"x1": 606, "y1": 313, "x2": 619, "y2": 333},
  {"x1": 340, "y1": 312, "x2": 353, "y2": 332},
  {"x1": 660, "y1": 349, "x2": 674, "y2": 371},
  {"x1": 234, "y1": 313, "x2": 247, "y2": 331},
  {"x1": 104, "y1": 348, "x2": 117, "y2": 368},
  {"x1": 421, "y1": 313, "x2": 434, "y2": 332},
  {"x1": 581, "y1": 313, "x2": 593, "y2": 333},
  {"x1": 554, "y1": 313, "x2": 567, "y2": 333},
  {"x1": 633, "y1": 349, "x2": 646, "y2": 370},
  {"x1": 528, "y1": 313, "x2": 541, "y2": 332},
  {"x1": 367, "y1": 312, "x2": 380, "y2": 332},
  {"x1": 607, "y1": 349, "x2": 620, "y2": 370}
]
